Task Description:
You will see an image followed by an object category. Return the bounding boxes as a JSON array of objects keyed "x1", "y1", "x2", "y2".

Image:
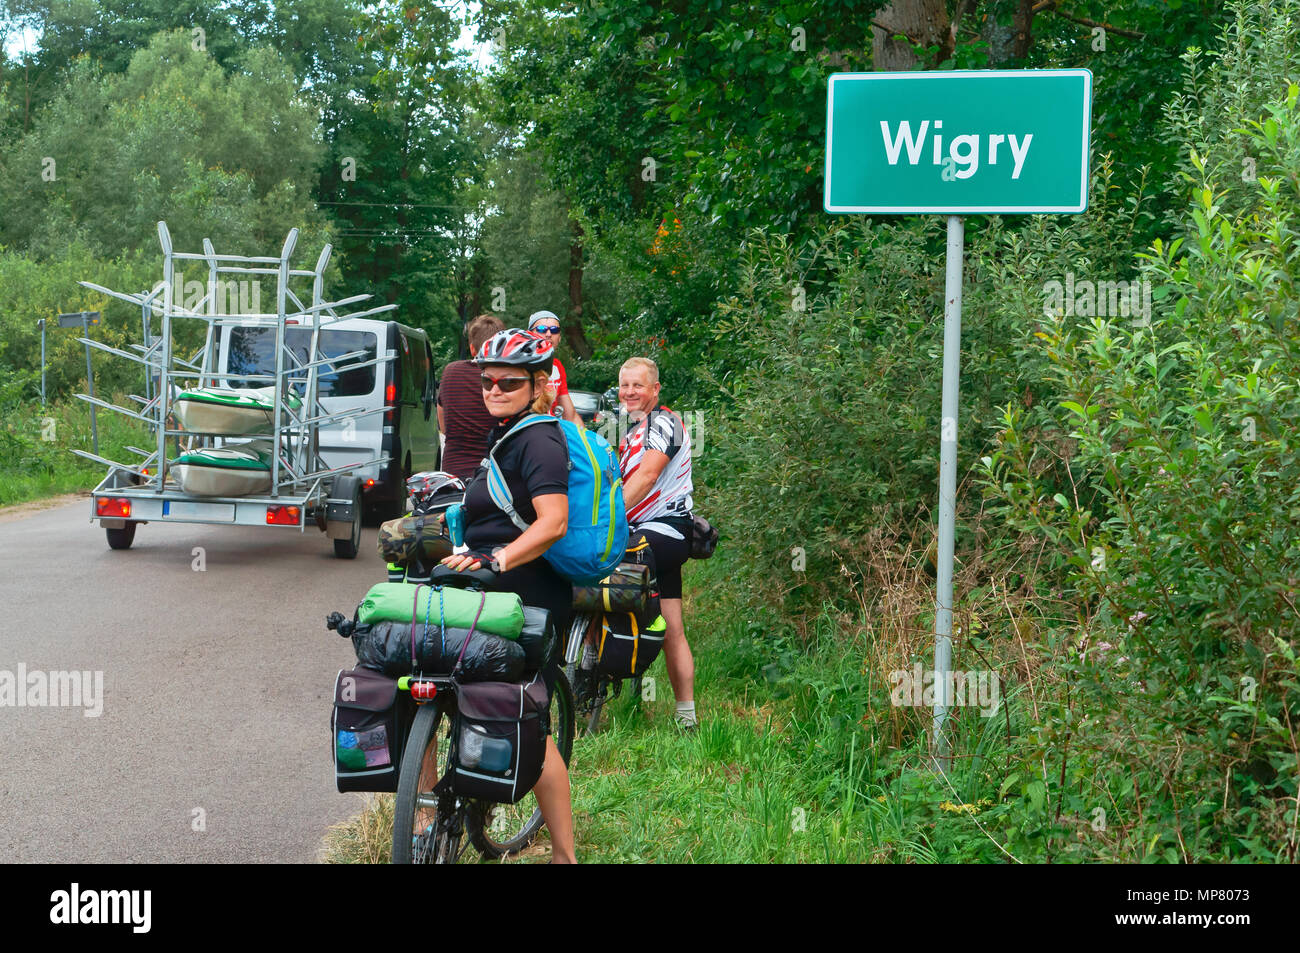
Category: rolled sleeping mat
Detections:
[
  {"x1": 356, "y1": 582, "x2": 525, "y2": 640},
  {"x1": 377, "y1": 513, "x2": 454, "y2": 565}
]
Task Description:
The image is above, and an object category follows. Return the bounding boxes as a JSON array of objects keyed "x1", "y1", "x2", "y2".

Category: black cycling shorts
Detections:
[
  {"x1": 633, "y1": 516, "x2": 693, "y2": 600},
  {"x1": 484, "y1": 557, "x2": 572, "y2": 707}
]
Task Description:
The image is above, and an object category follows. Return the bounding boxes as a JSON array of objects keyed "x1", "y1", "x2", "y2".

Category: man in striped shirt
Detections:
[
  {"x1": 437, "y1": 313, "x2": 504, "y2": 480},
  {"x1": 617, "y1": 357, "x2": 699, "y2": 729}
]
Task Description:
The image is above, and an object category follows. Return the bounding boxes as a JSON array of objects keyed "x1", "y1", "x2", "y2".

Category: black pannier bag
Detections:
[
  {"x1": 439, "y1": 672, "x2": 549, "y2": 804},
  {"x1": 595, "y1": 610, "x2": 666, "y2": 679},
  {"x1": 332, "y1": 667, "x2": 415, "y2": 793}
]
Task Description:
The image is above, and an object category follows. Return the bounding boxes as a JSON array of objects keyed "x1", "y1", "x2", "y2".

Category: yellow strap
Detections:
[
  {"x1": 603, "y1": 586, "x2": 612, "y2": 612},
  {"x1": 629, "y1": 612, "x2": 639, "y2": 674}
]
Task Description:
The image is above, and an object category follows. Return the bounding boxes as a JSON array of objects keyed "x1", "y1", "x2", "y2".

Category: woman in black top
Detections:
[{"x1": 440, "y1": 328, "x2": 576, "y2": 864}]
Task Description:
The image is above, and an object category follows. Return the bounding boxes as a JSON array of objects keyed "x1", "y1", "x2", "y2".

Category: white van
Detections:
[{"x1": 218, "y1": 317, "x2": 440, "y2": 519}]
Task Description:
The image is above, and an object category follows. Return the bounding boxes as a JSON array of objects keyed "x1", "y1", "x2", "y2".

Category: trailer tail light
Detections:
[
  {"x1": 364, "y1": 479, "x2": 376, "y2": 489},
  {"x1": 97, "y1": 498, "x2": 132, "y2": 518},
  {"x1": 385, "y1": 381, "x2": 396, "y2": 423},
  {"x1": 410, "y1": 680, "x2": 438, "y2": 703},
  {"x1": 266, "y1": 505, "x2": 301, "y2": 525}
]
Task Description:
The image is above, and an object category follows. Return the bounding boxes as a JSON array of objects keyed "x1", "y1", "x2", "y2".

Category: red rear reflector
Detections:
[
  {"x1": 266, "y1": 505, "x2": 301, "y2": 525},
  {"x1": 410, "y1": 680, "x2": 438, "y2": 702},
  {"x1": 97, "y1": 497, "x2": 131, "y2": 518}
]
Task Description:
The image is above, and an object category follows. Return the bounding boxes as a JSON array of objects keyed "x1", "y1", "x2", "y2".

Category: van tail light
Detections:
[
  {"x1": 385, "y1": 382, "x2": 396, "y2": 423},
  {"x1": 97, "y1": 497, "x2": 131, "y2": 518},
  {"x1": 266, "y1": 505, "x2": 301, "y2": 525},
  {"x1": 364, "y1": 479, "x2": 376, "y2": 490}
]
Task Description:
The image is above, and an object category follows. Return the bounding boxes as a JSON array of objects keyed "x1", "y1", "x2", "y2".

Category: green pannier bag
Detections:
[{"x1": 356, "y1": 583, "x2": 525, "y2": 641}]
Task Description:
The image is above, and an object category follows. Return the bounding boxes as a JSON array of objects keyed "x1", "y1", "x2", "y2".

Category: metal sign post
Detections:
[
  {"x1": 38, "y1": 318, "x2": 47, "y2": 407},
  {"x1": 57, "y1": 310, "x2": 101, "y2": 456},
  {"x1": 824, "y1": 69, "x2": 1093, "y2": 770},
  {"x1": 933, "y1": 215, "x2": 964, "y2": 769}
]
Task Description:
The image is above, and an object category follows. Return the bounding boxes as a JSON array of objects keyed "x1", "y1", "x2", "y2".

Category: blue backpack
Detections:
[{"x1": 485, "y1": 414, "x2": 628, "y2": 585}]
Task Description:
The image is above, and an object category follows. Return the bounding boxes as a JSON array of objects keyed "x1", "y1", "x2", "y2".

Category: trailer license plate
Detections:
[{"x1": 162, "y1": 501, "x2": 236, "y2": 522}]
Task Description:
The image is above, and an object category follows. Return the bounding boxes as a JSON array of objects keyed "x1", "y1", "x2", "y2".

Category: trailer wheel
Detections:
[
  {"x1": 106, "y1": 523, "x2": 137, "y2": 550},
  {"x1": 333, "y1": 478, "x2": 363, "y2": 559}
]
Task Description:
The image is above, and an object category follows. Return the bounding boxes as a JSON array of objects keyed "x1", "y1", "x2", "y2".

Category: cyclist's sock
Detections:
[{"x1": 675, "y1": 701, "x2": 697, "y2": 727}]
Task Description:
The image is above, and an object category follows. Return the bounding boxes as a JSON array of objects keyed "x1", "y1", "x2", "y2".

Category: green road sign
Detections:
[{"x1": 824, "y1": 69, "x2": 1092, "y2": 215}]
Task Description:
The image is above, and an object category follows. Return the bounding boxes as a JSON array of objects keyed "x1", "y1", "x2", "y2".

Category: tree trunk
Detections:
[
  {"x1": 871, "y1": 0, "x2": 951, "y2": 70},
  {"x1": 565, "y1": 218, "x2": 594, "y2": 360},
  {"x1": 1012, "y1": 0, "x2": 1037, "y2": 58}
]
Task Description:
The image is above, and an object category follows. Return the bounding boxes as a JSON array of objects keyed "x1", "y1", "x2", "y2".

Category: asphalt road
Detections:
[{"x1": 0, "y1": 497, "x2": 380, "y2": 862}]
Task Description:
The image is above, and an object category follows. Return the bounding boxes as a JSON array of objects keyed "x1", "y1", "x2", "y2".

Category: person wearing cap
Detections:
[{"x1": 527, "y1": 310, "x2": 579, "y2": 425}]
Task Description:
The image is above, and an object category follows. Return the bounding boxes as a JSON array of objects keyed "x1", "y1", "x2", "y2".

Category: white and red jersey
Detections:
[
  {"x1": 619, "y1": 406, "x2": 693, "y2": 524},
  {"x1": 546, "y1": 358, "x2": 570, "y2": 418}
]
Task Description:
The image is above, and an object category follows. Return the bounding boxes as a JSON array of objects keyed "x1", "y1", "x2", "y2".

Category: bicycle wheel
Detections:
[
  {"x1": 392, "y1": 701, "x2": 463, "y2": 864},
  {"x1": 467, "y1": 667, "x2": 576, "y2": 860}
]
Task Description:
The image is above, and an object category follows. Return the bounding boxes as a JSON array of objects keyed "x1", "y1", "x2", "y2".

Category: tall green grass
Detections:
[{"x1": 0, "y1": 395, "x2": 150, "y2": 506}]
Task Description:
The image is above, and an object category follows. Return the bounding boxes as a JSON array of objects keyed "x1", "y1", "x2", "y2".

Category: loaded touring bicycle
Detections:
[{"x1": 77, "y1": 222, "x2": 436, "y2": 558}]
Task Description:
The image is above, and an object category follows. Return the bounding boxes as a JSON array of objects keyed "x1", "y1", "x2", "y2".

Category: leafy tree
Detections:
[{"x1": 0, "y1": 30, "x2": 330, "y2": 258}]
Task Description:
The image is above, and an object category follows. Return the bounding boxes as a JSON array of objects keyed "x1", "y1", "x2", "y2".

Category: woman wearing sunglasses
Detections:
[
  {"x1": 440, "y1": 328, "x2": 577, "y2": 863},
  {"x1": 527, "y1": 310, "x2": 579, "y2": 424}
]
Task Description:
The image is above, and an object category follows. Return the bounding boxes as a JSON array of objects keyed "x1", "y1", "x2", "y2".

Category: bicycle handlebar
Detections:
[{"x1": 430, "y1": 563, "x2": 498, "y2": 589}]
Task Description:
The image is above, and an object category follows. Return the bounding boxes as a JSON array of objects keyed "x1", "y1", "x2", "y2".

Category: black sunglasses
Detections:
[{"x1": 481, "y1": 374, "x2": 532, "y2": 393}]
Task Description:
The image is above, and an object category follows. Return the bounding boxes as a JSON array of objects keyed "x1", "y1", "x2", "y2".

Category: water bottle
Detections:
[
  {"x1": 479, "y1": 735, "x2": 514, "y2": 774},
  {"x1": 460, "y1": 724, "x2": 484, "y2": 768},
  {"x1": 445, "y1": 502, "x2": 467, "y2": 554}
]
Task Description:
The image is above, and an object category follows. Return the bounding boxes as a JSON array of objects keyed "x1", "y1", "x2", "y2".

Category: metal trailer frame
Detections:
[{"x1": 77, "y1": 221, "x2": 397, "y2": 554}]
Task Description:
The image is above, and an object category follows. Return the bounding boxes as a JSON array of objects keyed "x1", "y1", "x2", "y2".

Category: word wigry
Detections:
[
  {"x1": 50, "y1": 884, "x2": 151, "y2": 933},
  {"x1": 879, "y1": 121, "x2": 1034, "y2": 180},
  {"x1": 0, "y1": 665, "x2": 104, "y2": 717},
  {"x1": 890, "y1": 664, "x2": 1000, "y2": 717},
  {"x1": 1042, "y1": 271, "x2": 1154, "y2": 321}
]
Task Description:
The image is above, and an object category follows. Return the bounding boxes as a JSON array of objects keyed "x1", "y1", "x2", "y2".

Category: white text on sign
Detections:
[{"x1": 880, "y1": 121, "x2": 1034, "y2": 181}]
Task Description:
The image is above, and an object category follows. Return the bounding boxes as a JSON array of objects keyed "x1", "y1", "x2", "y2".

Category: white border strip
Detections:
[{"x1": 823, "y1": 69, "x2": 1093, "y2": 215}]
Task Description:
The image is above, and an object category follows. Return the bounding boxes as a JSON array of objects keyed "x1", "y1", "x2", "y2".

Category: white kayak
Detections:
[
  {"x1": 173, "y1": 386, "x2": 302, "y2": 435},
  {"x1": 172, "y1": 446, "x2": 272, "y2": 497}
]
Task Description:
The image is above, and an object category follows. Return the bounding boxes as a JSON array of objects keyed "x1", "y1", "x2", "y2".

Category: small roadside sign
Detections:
[
  {"x1": 824, "y1": 69, "x2": 1093, "y2": 215},
  {"x1": 57, "y1": 311, "x2": 101, "y2": 328}
]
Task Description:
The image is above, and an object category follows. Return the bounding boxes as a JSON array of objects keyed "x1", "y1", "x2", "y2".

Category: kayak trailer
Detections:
[{"x1": 76, "y1": 221, "x2": 395, "y2": 558}]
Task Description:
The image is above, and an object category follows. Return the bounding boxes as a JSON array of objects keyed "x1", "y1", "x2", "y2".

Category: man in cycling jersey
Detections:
[
  {"x1": 527, "y1": 310, "x2": 579, "y2": 425},
  {"x1": 616, "y1": 357, "x2": 698, "y2": 729}
]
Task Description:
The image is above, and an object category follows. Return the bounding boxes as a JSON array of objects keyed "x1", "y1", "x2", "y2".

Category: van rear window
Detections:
[{"x1": 226, "y1": 328, "x2": 378, "y2": 397}]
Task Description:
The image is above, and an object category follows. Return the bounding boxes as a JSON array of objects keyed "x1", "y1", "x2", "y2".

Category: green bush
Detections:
[{"x1": 980, "y1": 23, "x2": 1300, "y2": 859}]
